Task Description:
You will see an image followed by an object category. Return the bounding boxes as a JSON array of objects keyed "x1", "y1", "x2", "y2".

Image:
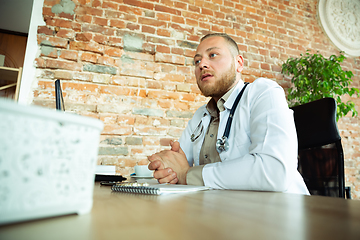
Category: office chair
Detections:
[{"x1": 290, "y1": 98, "x2": 350, "y2": 198}]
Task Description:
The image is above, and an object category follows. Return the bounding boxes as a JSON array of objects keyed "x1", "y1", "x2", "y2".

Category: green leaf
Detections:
[{"x1": 282, "y1": 51, "x2": 359, "y2": 121}]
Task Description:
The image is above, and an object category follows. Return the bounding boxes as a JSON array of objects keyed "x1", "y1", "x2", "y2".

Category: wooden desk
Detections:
[{"x1": 1, "y1": 183, "x2": 360, "y2": 240}]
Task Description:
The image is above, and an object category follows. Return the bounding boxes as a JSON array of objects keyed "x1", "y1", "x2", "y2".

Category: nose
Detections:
[{"x1": 198, "y1": 58, "x2": 209, "y2": 70}]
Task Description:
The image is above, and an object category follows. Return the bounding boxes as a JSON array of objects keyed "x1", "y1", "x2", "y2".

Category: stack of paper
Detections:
[{"x1": 95, "y1": 165, "x2": 116, "y2": 175}]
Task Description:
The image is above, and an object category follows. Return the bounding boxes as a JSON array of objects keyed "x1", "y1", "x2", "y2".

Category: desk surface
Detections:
[{"x1": 1, "y1": 183, "x2": 360, "y2": 240}]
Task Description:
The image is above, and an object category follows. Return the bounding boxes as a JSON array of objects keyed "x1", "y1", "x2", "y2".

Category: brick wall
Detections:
[{"x1": 31, "y1": 0, "x2": 360, "y2": 198}]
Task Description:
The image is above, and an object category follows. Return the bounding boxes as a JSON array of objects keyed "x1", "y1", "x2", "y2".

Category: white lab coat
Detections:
[{"x1": 179, "y1": 78, "x2": 309, "y2": 194}]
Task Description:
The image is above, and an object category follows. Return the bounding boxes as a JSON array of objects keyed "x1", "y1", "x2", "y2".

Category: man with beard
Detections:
[{"x1": 148, "y1": 33, "x2": 309, "y2": 194}]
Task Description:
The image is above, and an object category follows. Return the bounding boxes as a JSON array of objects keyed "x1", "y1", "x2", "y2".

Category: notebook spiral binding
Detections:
[{"x1": 111, "y1": 185, "x2": 160, "y2": 195}]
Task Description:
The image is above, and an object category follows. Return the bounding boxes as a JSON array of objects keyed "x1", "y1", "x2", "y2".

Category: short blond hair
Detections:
[{"x1": 201, "y1": 33, "x2": 240, "y2": 57}]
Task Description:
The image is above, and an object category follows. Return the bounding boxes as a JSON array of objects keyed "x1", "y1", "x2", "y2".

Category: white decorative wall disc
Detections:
[{"x1": 318, "y1": 0, "x2": 360, "y2": 57}]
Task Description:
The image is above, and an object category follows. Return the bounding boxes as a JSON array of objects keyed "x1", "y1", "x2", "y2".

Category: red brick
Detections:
[
  {"x1": 157, "y1": 13, "x2": 171, "y2": 22},
  {"x1": 123, "y1": 0, "x2": 154, "y2": 10},
  {"x1": 98, "y1": 56, "x2": 115, "y2": 66},
  {"x1": 44, "y1": 0, "x2": 60, "y2": 7},
  {"x1": 171, "y1": 47, "x2": 184, "y2": 55},
  {"x1": 92, "y1": 0, "x2": 102, "y2": 7},
  {"x1": 40, "y1": 47, "x2": 57, "y2": 58},
  {"x1": 76, "y1": 6, "x2": 103, "y2": 16},
  {"x1": 211, "y1": 24, "x2": 224, "y2": 33},
  {"x1": 76, "y1": 15, "x2": 92, "y2": 23},
  {"x1": 213, "y1": 11, "x2": 224, "y2": 19},
  {"x1": 76, "y1": 32, "x2": 93, "y2": 42},
  {"x1": 156, "y1": 45, "x2": 171, "y2": 54},
  {"x1": 105, "y1": 10, "x2": 121, "y2": 18},
  {"x1": 127, "y1": 23, "x2": 141, "y2": 31},
  {"x1": 82, "y1": 24, "x2": 115, "y2": 36},
  {"x1": 261, "y1": 63, "x2": 271, "y2": 70},
  {"x1": 157, "y1": 28, "x2": 171, "y2": 37},
  {"x1": 142, "y1": 25, "x2": 156, "y2": 34},
  {"x1": 62, "y1": 82, "x2": 99, "y2": 92},
  {"x1": 199, "y1": 21, "x2": 211, "y2": 30},
  {"x1": 56, "y1": 29, "x2": 75, "y2": 39},
  {"x1": 72, "y1": 0, "x2": 91, "y2": 4},
  {"x1": 189, "y1": 5, "x2": 201, "y2": 13},
  {"x1": 271, "y1": 65, "x2": 282, "y2": 72},
  {"x1": 249, "y1": 61, "x2": 260, "y2": 69},
  {"x1": 181, "y1": 93, "x2": 195, "y2": 101},
  {"x1": 37, "y1": 80, "x2": 55, "y2": 90},
  {"x1": 174, "y1": 1, "x2": 187, "y2": 10},
  {"x1": 225, "y1": 28, "x2": 236, "y2": 36},
  {"x1": 108, "y1": 37, "x2": 123, "y2": 47},
  {"x1": 155, "y1": 53, "x2": 185, "y2": 65},
  {"x1": 59, "y1": 50, "x2": 78, "y2": 61},
  {"x1": 257, "y1": 34, "x2": 268, "y2": 43},
  {"x1": 35, "y1": 57, "x2": 46, "y2": 68},
  {"x1": 186, "y1": 18, "x2": 199, "y2": 27},
  {"x1": 38, "y1": 26, "x2": 54, "y2": 35},
  {"x1": 147, "y1": 90, "x2": 181, "y2": 100},
  {"x1": 94, "y1": 17, "x2": 108, "y2": 26},
  {"x1": 42, "y1": 6, "x2": 55, "y2": 17},
  {"x1": 54, "y1": 70, "x2": 73, "y2": 80},
  {"x1": 155, "y1": 4, "x2": 181, "y2": 15},
  {"x1": 58, "y1": 12, "x2": 74, "y2": 20},
  {"x1": 46, "y1": 59, "x2": 82, "y2": 71},
  {"x1": 202, "y1": 8, "x2": 214, "y2": 16},
  {"x1": 70, "y1": 41, "x2": 105, "y2": 54},
  {"x1": 102, "y1": 125, "x2": 132, "y2": 135},
  {"x1": 93, "y1": 34, "x2": 108, "y2": 44},
  {"x1": 117, "y1": 116, "x2": 135, "y2": 125},
  {"x1": 139, "y1": 17, "x2": 166, "y2": 27},
  {"x1": 81, "y1": 52, "x2": 98, "y2": 63},
  {"x1": 147, "y1": 80, "x2": 162, "y2": 89},
  {"x1": 38, "y1": 35, "x2": 68, "y2": 48},
  {"x1": 110, "y1": 19, "x2": 126, "y2": 29},
  {"x1": 100, "y1": 86, "x2": 131, "y2": 96},
  {"x1": 45, "y1": 18, "x2": 72, "y2": 29},
  {"x1": 119, "y1": 5, "x2": 142, "y2": 15},
  {"x1": 104, "y1": 47, "x2": 123, "y2": 57},
  {"x1": 102, "y1": 1, "x2": 118, "y2": 10}
]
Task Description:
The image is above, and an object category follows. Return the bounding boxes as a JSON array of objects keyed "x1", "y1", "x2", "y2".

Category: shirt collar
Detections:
[
  {"x1": 217, "y1": 85, "x2": 236, "y2": 112},
  {"x1": 205, "y1": 81, "x2": 240, "y2": 114}
]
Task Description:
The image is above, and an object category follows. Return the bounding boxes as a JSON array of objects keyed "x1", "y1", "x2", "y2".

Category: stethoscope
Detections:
[{"x1": 191, "y1": 82, "x2": 250, "y2": 153}]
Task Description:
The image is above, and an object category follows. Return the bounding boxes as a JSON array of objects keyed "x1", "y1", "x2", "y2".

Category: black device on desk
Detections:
[{"x1": 95, "y1": 174, "x2": 127, "y2": 182}]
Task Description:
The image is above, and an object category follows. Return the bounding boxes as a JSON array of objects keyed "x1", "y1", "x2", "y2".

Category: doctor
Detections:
[{"x1": 148, "y1": 33, "x2": 309, "y2": 194}]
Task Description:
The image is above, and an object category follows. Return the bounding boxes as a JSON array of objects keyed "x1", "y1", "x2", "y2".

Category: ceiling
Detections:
[{"x1": 0, "y1": 0, "x2": 34, "y2": 34}]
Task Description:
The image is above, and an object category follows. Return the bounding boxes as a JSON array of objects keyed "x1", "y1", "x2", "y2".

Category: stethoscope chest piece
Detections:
[{"x1": 216, "y1": 136, "x2": 229, "y2": 153}]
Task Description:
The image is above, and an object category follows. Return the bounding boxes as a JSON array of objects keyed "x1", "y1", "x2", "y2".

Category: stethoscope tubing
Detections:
[{"x1": 190, "y1": 82, "x2": 250, "y2": 153}]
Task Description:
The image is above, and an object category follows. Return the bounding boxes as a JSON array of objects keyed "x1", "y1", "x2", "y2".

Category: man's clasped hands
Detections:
[{"x1": 148, "y1": 141, "x2": 189, "y2": 185}]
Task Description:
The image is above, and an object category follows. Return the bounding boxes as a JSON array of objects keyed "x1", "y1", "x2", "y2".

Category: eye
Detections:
[
  {"x1": 194, "y1": 59, "x2": 201, "y2": 66},
  {"x1": 209, "y1": 53, "x2": 218, "y2": 58}
]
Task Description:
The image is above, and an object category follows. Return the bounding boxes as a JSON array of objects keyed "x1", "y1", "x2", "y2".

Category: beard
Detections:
[{"x1": 197, "y1": 62, "x2": 237, "y2": 99}]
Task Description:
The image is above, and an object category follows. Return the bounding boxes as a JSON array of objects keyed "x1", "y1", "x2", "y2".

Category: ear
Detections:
[{"x1": 235, "y1": 55, "x2": 244, "y2": 73}]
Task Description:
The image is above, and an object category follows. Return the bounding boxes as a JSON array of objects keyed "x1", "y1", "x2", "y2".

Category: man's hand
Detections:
[
  {"x1": 148, "y1": 141, "x2": 190, "y2": 184},
  {"x1": 148, "y1": 156, "x2": 179, "y2": 184}
]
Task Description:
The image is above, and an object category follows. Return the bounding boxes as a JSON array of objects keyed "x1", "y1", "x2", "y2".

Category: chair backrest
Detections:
[{"x1": 290, "y1": 98, "x2": 345, "y2": 198}]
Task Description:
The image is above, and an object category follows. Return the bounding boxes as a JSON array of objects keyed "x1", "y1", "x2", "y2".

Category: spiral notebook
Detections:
[{"x1": 111, "y1": 183, "x2": 210, "y2": 195}]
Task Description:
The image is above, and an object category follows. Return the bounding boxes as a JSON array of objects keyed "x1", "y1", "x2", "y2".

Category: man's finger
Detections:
[
  {"x1": 148, "y1": 160, "x2": 164, "y2": 170},
  {"x1": 153, "y1": 168, "x2": 176, "y2": 180},
  {"x1": 169, "y1": 177, "x2": 179, "y2": 184},
  {"x1": 157, "y1": 172, "x2": 178, "y2": 184}
]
